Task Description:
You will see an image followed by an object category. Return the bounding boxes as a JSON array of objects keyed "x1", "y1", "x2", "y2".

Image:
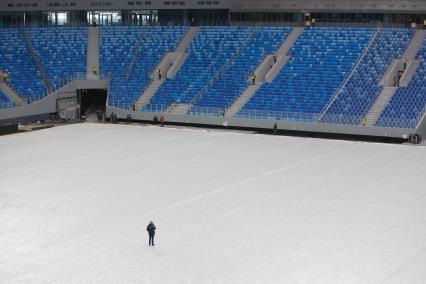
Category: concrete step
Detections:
[
  {"x1": 403, "y1": 30, "x2": 426, "y2": 60},
  {"x1": 0, "y1": 82, "x2": 26, "y2": 106},
  {"x1": 264, "y1": 55, "x2": 290, "y2": 83},
  {"x1": 167, "y1": 53, "x2": 188, "y2": 78},
  {"x1": 275, "y1": 27, "x2": 303, "y2": 55},
  {"x1": 151, "y1": 52, "x2": 188, "y2": 80},
  {"x1": 381, "y1": 30, "x2": 426, "y2": 87},
  {"x1": 20, "y1": 27, "x2": 52, "y2": 91},
  {"x1": 175, "y1": 27, "x2": 199, "y2": 53},
  {"x1": 135, "y1": 79, "x2": 165, "y2": 110},
  {"x1": 364, "y1": 87, "x2": 397, "y2": 126},
  {"x1": 225, "y1": 84, "x2": 262, "y2": 117},
  {"x1": 151, "y1": 27, "x2": 198, "y2": 80},
  {"x1": 400, "y1": 60, "x2": 420, "y2": 86},
  {"x1": 138, "y1": 28, "x2": 199, "y2": 111},
  {"x1": 264, "y1": 27, "x2": 303, "y2": 83},
  {"x1": 167, "y1": 103, "x2": 192, "y2": 114},
  {"x1": 223, "y1": 28, "x2": 303, "y2": 117},
  {"x1": 86, "y1": 27, "x2": 100, "y2": 80}
]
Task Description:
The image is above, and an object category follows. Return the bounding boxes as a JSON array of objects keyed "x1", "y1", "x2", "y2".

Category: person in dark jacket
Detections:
[
  {"x1": 96, "y1": 109, "x2": 102, "y2": 123},
  {"x1": 147, "y1": 221, "x2": 156, "y2": 246},
  {"x1": 160, "y1": 115, "x2": 165, "y2": 127}
]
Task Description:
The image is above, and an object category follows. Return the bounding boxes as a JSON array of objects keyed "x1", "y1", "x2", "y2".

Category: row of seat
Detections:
[
  {"x1": 145, "y1": 26, "x2": 258, "y2": 111},
  {"x1": 27, "y1": 27, "x2": 88, "y2": 90},
  {"x1": 322, "y1": 28, "x2": 415, "y2": 125},
  {"x1": 0, "y1": 28, "x2": 46, "y2": 101},
  {"x1": 377, "y1": 38, "x2": 426, "y2": 128},
  {"x1": 238, "y1": 28, "x2": 373, "y2": 120},
  {"x1": 189, "y1": 27, "x2": 293, "y2": 114},
  {"x1": 101, "y1": 26, "x2": 188, "y2": 109}
]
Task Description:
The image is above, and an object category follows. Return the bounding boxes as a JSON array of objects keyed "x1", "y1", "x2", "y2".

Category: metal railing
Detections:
[
  {"x1": 0, "y1": 101, "x2": 18, "y2": 109},
  {"x1": 125, "y1": 26, "x2": 149, "y2": 79},
  {"x1": 189, "y1": 27, "x2": 260, "y2": 106},
  {"x1": 105, "y1": 100, "x2": 424, "y2": 129},
  {"x1": 318, "y1": 27, "x2": 381, "y2": 121},
  {"x1": 19, "y1": 27, "x2": 53, "y2": 91}
]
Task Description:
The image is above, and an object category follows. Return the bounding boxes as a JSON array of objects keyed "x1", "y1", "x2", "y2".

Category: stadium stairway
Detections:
[
  {"x1": 364, "y1": 30, "x2": 426, "y2": 126},
  {"x1": 225, "y1": 27, "x2": 303, "y2": 117},
  {"x1": 265, "y1": 27, "x2": 304, "y2": 83},
  {"x1": 134, "y1": 27, "x2": 199, "y2": 110},
  {"x1": 86, "y1": 27, "x2": 100, "y2": 80},
  {"x1": 399, "y1": 30, "x2": 426, "y2": 86},
  {"x1": 0, "y1": 82, "x2": 26, "y2": 106},
  {"x1": 167, "y1": 103, "x2": 192, "y2": 114},
  {"x1": 20, "y1": 28, "x2": 52, "y2": 91}
]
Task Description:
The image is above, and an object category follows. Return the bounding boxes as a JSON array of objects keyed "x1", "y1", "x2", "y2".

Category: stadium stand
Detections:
[
  {"x1": 0, "y1": 90, "x2": 13, "y2": 109},
  {"x1": 101, "y1": 26, "x2": 187, "y2": 110},
  {"x1": 321, "y1": 28, "x2": 415, "y2": 125},
  {"x1": 189, "y1": 27, "x2": 292, "y2": 116},
  {"x1": 145, "y1": 26, "x2": 264, "y2": 112},
  {"x1": 376, "y1": 38, "x2": 426, "y2": 128},
  {"x1": 0, "y1": 28, "x2": 45, "y2": 102},
  {"x1": 27, "y1": 27, "x2": 88, "y2": 90},
  {"x1": 237, "y1": 27, "x2": 373, "y2": 121}
]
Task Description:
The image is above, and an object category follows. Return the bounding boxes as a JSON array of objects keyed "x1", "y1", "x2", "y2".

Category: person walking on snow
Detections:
[{"x1": 147, "y1": 221, "x2": 156, "y2": 246}]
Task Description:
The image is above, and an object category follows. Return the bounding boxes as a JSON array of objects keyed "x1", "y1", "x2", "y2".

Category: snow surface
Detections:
[{"x1": 1, "y1": 123, "x2": 426, "y2": 283}]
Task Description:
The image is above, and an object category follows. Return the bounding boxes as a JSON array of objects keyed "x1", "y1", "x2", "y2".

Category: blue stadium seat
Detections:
[
  {"x1": 322, "y1": 28, "x2": 414, "y2": 125},
  {"x1": 238, "y1": 27, "x2": 373, "y2": 121},
  {"x1": 101, "y1": 26, "x2": 188, "y2": 109},
  {"x1": 0, "y1": 90, "x2": 16, "y2": 109},
  {"x1": 0, "y1": 28, "x2": 46, "y2": 102},
  {"x1": 376, "y1": 38, "x2": 426, "y2": 128},
  {"x1": 189, "y1": 27, "x2": 292, "y2": 116},
  {"x1": 145, "y1": 26, "x2": 280, "y2": 112},
  {"x1": 27, "y1": 27, "x2": 88, "y2": 90}
]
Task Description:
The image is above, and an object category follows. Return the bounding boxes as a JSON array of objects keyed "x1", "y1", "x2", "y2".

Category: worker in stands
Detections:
[
  {"x1": 93, "y1": 65, "x2": 97, "y2": 76},
  {"x1": 158, "y1": 68, "x2": 162, "y2": 80}
]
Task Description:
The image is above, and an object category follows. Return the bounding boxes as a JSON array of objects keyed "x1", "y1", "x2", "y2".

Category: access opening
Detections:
[{"x1": 78, "y1": 89, "x2": 107, "y2": 122}]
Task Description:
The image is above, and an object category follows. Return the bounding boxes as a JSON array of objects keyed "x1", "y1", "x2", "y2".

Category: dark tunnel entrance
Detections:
[{"x1": 78, "y1": 89, "x2": 107, "y2": 122}]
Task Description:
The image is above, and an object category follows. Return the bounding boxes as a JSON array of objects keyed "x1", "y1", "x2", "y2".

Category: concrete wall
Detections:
[
  {"x1": 0, "y1": 80, "x2": 109, "y2": 124},
  {"x1": 107, "y1": 106, "x2": 416, "y2": 139}
]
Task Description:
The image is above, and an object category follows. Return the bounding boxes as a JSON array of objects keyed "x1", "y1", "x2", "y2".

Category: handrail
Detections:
[
  {"x1": 125, "y1": 26, "x2": 148, "y2": 79},
  {"x1": 415, "y1": 97, "x2": 426, "y2": 129},
  {"x1": 317, "y1": 27, "x2": 381, "y2": 121},
  {"x1": 20, "y1": 27, "x2": 53, "y2": 91},
  {"x1": 189, "y1": 27, "x2": 259, "y2": 106}
]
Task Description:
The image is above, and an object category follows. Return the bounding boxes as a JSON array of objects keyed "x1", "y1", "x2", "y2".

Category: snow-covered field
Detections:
[{"x1": 1, "y1": 123, "x2": 426, "y2": 283}]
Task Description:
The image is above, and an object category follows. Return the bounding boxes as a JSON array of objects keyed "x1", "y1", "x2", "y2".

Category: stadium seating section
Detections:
[
  {"x1": 145, "y1": 26, "x2": 262, "y2": 111},
  {"x1": 376, "y1": 38, "x2": 426, "y2": 128},
  {"x1": 322, "y1": 28, "x2": 415, "y2": 125},
  {"x1": 1, "y1": 26, "x2": 426, "y2": 129},
  {"x1": 0, "y1": 28, "x2": 45, "y2": 102},
  {"x1": 238, "y1": 28, "x2": 373, "y2": 121},
  {"x1": 27, "y1": 27, "x2": 88, "y2": 89},
  {"x1": 189, "y1": 27, "x2": 292, "y2": 115},
  {"x1": 101, "y1": 26, "x2": 187, "y2": 109}
]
